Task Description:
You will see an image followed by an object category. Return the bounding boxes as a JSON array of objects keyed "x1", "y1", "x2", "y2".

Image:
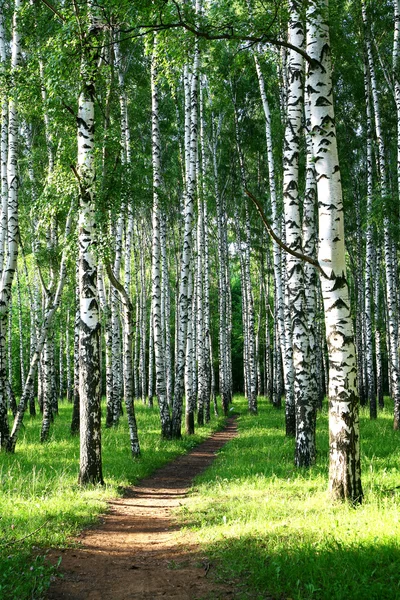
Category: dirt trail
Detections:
[{"x1": 47, "y1": 417, "x2": 238, "y2": 600}]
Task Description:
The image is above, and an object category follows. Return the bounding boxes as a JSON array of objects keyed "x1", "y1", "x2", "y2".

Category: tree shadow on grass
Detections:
[{"x1": 207, "y1": 532, "x2": 400, "y2": 600}]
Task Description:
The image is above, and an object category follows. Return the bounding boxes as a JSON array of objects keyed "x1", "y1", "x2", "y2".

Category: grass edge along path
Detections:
[
  {"x1": 0, "y1": 401, "x2": 226, "y2": 600},
  {"x1": 180, "y1": 396, "x2": 400, "y2": 600}
]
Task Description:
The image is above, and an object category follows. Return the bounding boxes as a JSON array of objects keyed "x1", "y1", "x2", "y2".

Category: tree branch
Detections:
[
  {"x1": 105, "y1": 263, "x2": 133, "y2": 311},
  {"x1": 245, "y1": 189, "x2": 327, "y2": 278},
  {"x1": 38, "y1": 0, "x2": 65, "y2": 23}
]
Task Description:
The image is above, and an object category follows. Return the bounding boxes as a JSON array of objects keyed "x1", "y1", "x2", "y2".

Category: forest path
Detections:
[{"x1": 46, "y1": 417, "x2": 239, "y2": 600}]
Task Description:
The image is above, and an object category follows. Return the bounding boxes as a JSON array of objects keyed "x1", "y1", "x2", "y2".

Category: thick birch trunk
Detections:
[
  {"x1": 307, "y1": 0, "x2": 362, "y2": 503},
  {"x1": 284, "y1": 0, "x2": 315, "y2": 466},
  {"x1": 77, "y1": 6, "x2": 103, "y2": 485}
]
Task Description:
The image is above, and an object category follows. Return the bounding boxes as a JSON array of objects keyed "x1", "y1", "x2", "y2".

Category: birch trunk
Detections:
[
  {"x1": 362, "y1": 0, "x2": 400, "y2": 428},
  {"x1": 98, "y1": 265, "x2": 113, "y2": 427},
  {"x1": 71, "y1": 271, "x2": 80, "y2": 435},
  {"x1": 172, "y1": 31, "x2": 199, "y2": 438},
  {"x1": 303, "y1": 90, "x2": 319, "y2": 415},
  {"x1": 211, "y1": 115, "x2": 231, "y2": 414},
  {"x1": 106, "y1": 266, "x2": 140, "y2": 458},
  {"x1": 77, "y1": 5, "x2": 103, "y2": 485},
  {"x1": 0, "y1": 0, "x2": 21, "y2": 449},
  {"x1": 233, "y1": 105, "x2": 257, "y2": 414},
  {"x1": 254, "y1": 49, "x2": 294, "y2": 418},
  {"x1": 7, "y1": 211, "x2": 73, "y2": 451},
  {"x1": 284, "y1": 0, "x2": 315, "y2": 466},
  {"x1": 363, "y1": 58, "x2": 377, "y2": 419},
  {"x1": 151, "y1": 35, "x2": 171, "y2": 438},
  {"x1": 307, "y1": 0, "x2": 362, "y2": 502}
]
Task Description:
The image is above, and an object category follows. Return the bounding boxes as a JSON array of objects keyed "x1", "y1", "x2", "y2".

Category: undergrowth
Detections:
[
  {"x1": 181, "y1": 397, "x2": 400, "y2": 600},
  {"x1": 0, "y1": 401, "x2": 224, "y2": 600}
]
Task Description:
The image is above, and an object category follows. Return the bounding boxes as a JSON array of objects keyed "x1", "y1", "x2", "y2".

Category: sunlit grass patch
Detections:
[
  {"x1": 181, "y1": 396, "x2": 400, "y2": 600},
  {"x1": 0, "y1": 400, "x2": 224, "y2": 600}
]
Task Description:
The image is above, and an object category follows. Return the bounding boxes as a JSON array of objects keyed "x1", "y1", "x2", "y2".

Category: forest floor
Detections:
[{"x1": 46, "y1": 417, "x2": 244, "y2": 600}]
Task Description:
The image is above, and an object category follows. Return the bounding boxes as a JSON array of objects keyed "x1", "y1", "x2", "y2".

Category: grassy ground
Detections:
[
  {"x1": 180, "y1": 397, "x2": 400, "y2": 600},
  {"x1": 0, "y1": 401, "x2": 225, "y2": 600}
]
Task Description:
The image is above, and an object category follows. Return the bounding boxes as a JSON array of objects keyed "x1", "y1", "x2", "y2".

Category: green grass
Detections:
[
  {"x1": 181, "y1": 397, "x2": 400, "y2": 600},
  {"x1": 0, "y1": 401, "x2": 225, "y2": 600}
]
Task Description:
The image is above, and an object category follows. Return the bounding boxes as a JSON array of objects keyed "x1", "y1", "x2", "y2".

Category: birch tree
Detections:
[
  {"x1": 307, "y1": 0, "x2": 362, "y2": 502},
  {"x1": 284, "y1": 0, "x2": 316, "y2": 466},
  {"x1": 151, "y1": 33, "x2": 172, "y2": 438},
  {"x1": 76, "y1": 3, "x2": 104, "y2": 485},
  {"x1": 0, "y1": 0, "x2": 21, "y2": 450},
  {"x1": 172, "y1": 15, "x2": 199, "y2": 438}
]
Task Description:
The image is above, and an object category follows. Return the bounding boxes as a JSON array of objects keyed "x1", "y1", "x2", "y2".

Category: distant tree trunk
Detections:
[
  {"x1": 71, "y1": 272, "x2": 80, "y2": 435},
  {"x1": 98, "y1": 265, "x2": 113, "y2": 427},
  {"x1": 185, "y1": 267, "x2": 196, "y2": 432},
  {"x1": 254, "y1": 47, "x2": 293, "y2": 418},
  {"x1": 172, "y1": 28, "x2": 199, "y2": 438},
  {"x1": 111, "y1": 219, "x2": 123, "y2": 424},
  {"x1": 362, "y1": 0, "x2": 400, "y2": 428},
  {"x1": 106, "y1": 266, "x2": 140, "y2": 458},
  {"x1": 161, "y1": 214, "x2": 173, "y2": 408},
  {"x1": 7, "y1": 211, "x2": 73, "y2": 452},
  {"x1": 139, "y1": 236, "x2": 147, "y2": 404},
  {"x1": 150, "y1": 35, "x2": 171, "y2": 438},
  {"x1": 363, "y1": 58, "x2": 377, "y2": 419},
  {"x1": 233, "y1": 106, "x2": 257, "y2": 415},
  {"x1": 307, "y1": 0, "x2": 362, "y2": 503},
  {"x1": 66, "y1": 309, "x2": 72, "y2": 402},
  {"x1": 374, "y1": 250, "x2": 384, "y2": 409},
  {"x1": 210, "y1": 114, "x2": 231, "y2": 414}
]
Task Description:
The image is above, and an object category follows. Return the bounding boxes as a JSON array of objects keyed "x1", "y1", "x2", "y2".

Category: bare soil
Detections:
[{"x1": 46, "y1": 417, "x2": 240, "y2": 600}]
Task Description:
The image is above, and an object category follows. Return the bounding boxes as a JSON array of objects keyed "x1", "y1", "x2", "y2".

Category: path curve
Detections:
[{"x1": 47, "y1": 417, "x2": 238, "y2": 600}]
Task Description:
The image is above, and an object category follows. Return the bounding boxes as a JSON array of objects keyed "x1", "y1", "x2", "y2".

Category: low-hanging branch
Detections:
[
  {"x1": 245, "y1": 189, "x2": 327, "y2": 278},
  {"x1": 120, "y1": 0, "x2": 323, "y2": 70},
  {"x1": 105, "y1": 262, "x2": 133, "y2": 311}
]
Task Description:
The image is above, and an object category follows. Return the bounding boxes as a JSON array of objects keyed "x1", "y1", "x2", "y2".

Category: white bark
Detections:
[
  {"x1": 362, "y1": 0, "x2": 400, "y2": 428},
  {"x1": 307, "y1": 0, "x2": 362, "y2": 502},
  {"x1": 77, "y1": 4, "x2": 103, "y2": 485},
  {"x1": 284, "y1": 0, "x2": 315, "y2": 466},
  {"x1": 150, "y1": 35, "x2": 171, "y2": 437},
  {"x1": 0, "y1": 0, "x2": 21, "y2": 450},
  {"x1": 172, "y1": 29, "x2": 199, "y2": 438},
  {"x1": 254, "y1": 49, "x2": 294, "y2": 415},
  {"x1": 8, "y1": 211, "x2": 73, "y2": 451},
  {"x1": 363, "y1": 57, "x2": 376, "y2": 418}
]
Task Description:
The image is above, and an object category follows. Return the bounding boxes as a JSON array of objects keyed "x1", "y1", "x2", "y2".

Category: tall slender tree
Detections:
[{"x1": 307, "y1": 0, "x2": 362, "y2": 502}]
